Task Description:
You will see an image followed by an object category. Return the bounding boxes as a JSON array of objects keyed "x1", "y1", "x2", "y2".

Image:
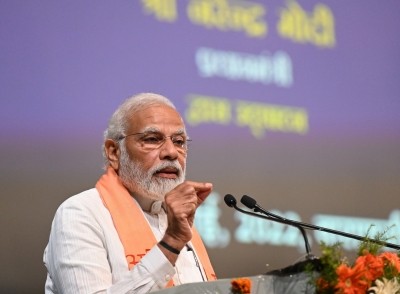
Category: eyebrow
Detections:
[{"x1": 140, "y1": 127, "x2": 187, "y2": 136}]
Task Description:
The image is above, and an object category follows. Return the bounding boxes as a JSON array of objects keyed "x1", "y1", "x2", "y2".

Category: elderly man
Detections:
[{"x1": 44, "y1": 93, "x2": 216, "y2": 293}]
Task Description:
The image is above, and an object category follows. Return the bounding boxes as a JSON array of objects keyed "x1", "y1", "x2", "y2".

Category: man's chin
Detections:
[
  {"x1": 140, "y1": 177, "x2": 181, "y2": 199},
  {"x1": 152, "y1": 172, "x2": 180, "y2": 182}
]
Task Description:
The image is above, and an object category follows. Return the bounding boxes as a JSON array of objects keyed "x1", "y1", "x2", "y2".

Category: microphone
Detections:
[
  {"x1": 236, "y1": 194, "x2": 400, "y2": 251},
  {"x1": 224, "y1": 194, "x2": 314, "y2": 258},
  {"x1": 224, "y1": 194, "x2": 237, "y2": 207}
]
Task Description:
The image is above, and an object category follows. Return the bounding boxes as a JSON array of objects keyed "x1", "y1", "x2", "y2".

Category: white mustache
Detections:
[{"x1": 150, "y1": 161, "x2": 183, "y2": 178}]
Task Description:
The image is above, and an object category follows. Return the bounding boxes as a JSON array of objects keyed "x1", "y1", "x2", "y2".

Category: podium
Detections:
[{"x1": 153, "y1": 271, "x2": 316, "y2": 294}]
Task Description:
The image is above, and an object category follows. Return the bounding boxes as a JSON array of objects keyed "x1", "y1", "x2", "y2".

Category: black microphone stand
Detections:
[
  {"x1": 224, "y1": 194, "x2": 323, "y2": 275},
  {"x1": 240, "y1": 195, "x2": 314, "y2": 260},
  {"x1": 224, "y1": 194, "x2": 315, "y2": 260}
]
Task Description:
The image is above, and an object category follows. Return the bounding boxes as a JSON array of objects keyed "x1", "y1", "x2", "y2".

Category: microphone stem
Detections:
[
  {"x1": 256, "y1": 204, "x2": 313, "y2": 258},
  {"x1": 298, "y1": 226, "x2": 313, "y2": 259},
  {"x1": 256, "y1": 206, "x2": 400, "y2": 251}
]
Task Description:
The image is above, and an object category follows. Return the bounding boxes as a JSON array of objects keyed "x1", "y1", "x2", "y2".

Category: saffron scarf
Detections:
[{"x1": 95, "y1": 167, "x2": 216, "y2": 283}]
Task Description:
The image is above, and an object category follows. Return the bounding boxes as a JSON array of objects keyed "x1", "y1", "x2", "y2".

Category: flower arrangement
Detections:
[
  {"x1": 230, "y1": 277, "x2": 251, "y2": 294},
  {"x1": 309, "y1": 228, "x2": 400, "y2": 294}
]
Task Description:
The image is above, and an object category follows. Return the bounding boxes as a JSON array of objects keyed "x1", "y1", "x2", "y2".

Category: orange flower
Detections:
[
  {"x1": 231, "y1": 277, "x2": 251, "y2": 294},
  {"x1": 379, "y1": 252, "x2": 400, "y2": 273},
  {"x1": 355, "y1": 253, "x2": 384, "y2": 282},
  {"x1": 312, "y1": 229, "x2": 400, "y2": 293},
  {"x1": 335, "y1": 263, "x2": 369, "y2": 294}
]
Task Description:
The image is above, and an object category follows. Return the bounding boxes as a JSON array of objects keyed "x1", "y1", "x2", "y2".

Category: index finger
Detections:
[{"x1": 186, "y1": 181, "x2": 213, "y2": 202}]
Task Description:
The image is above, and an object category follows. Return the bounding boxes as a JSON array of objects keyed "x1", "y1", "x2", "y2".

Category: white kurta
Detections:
[{"x1": 43, "y1": 188, "x2": 205, "y2": 293}]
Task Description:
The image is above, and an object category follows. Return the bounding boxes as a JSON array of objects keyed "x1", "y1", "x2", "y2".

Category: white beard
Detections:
[{"x1": 118, "y1": 143, "x2": 185, "y2": 201}]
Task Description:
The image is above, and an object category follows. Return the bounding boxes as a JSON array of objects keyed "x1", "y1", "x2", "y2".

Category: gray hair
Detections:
[{"x1": 102, "y1": 92, "x2": 176, "y2": 166}]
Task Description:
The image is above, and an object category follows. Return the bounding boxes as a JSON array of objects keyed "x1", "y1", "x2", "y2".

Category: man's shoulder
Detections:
[
  {"x1": 57, "y1": 188, "x2": 103, "y2": 212},
  {"x1": 52, "y1": 188, "x2": 111, "y2": 227}
]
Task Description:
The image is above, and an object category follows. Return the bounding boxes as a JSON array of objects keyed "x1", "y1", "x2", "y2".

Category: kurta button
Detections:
[
  {"x1": 165, "y1": 274, "x2": 171, "y2": 281},
  {"x1": 150, "y1": 201, "x2": 163, "y2": 214}
]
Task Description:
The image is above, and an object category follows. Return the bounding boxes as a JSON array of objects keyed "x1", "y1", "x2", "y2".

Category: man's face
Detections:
[{"x1": 118, "y1": 104, "x2": 187, "y2": 201}]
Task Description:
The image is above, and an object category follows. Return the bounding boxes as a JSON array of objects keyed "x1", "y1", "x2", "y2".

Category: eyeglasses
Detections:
[{"x1": 117, "y1": 131, "x2": 191, "y2": 153}]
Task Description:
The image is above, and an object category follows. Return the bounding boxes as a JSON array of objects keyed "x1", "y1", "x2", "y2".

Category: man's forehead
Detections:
[{"x1": 127, "y1": 104, "x2": 185, "y2": 133}]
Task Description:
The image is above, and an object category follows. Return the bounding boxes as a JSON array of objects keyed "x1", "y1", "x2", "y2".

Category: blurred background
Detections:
[{"x1": 1, "y1": 1, "x2": 399, "y2": 292}]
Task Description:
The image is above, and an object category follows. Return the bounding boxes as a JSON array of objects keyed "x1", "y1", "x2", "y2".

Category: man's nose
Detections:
[{"x1": 159, "y1": 137, "x2": 179, "y2": 160}]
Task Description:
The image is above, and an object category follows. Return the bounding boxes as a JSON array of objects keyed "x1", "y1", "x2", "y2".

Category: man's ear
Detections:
[{"x1": 104, "y1": 139, "x2": 120, "y2": 171}]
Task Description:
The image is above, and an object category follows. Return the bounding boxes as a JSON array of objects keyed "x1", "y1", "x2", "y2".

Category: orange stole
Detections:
[{"x1": 95, "y1": 167, "x2": 216, "y2": 285}]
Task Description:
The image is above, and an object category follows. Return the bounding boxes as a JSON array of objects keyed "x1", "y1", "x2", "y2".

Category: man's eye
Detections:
[
  {"x1": 172, "y1": 137, "x2": 185, "y2": 146},
  {"x1": 142, "y1": 136, "x2": 162, "y2": 144}
]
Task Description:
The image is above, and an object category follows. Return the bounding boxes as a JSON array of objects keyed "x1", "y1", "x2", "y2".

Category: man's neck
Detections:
[{"x1": 132, "y1": 193, "x2": 165, "y2": 214}]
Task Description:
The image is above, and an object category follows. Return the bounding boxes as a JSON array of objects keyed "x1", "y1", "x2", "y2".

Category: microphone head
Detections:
[
  {"x1": 241, "y1": 195, "x2": 257, "y2": 209},
  {"x1": 224, "y1": 194, "x2": 237, "y2": 207}
]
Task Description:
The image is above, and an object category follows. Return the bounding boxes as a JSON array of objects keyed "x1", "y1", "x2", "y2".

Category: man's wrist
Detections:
[{"x1": 159, "y1": 240, "x2": 181, "y2": 255}]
